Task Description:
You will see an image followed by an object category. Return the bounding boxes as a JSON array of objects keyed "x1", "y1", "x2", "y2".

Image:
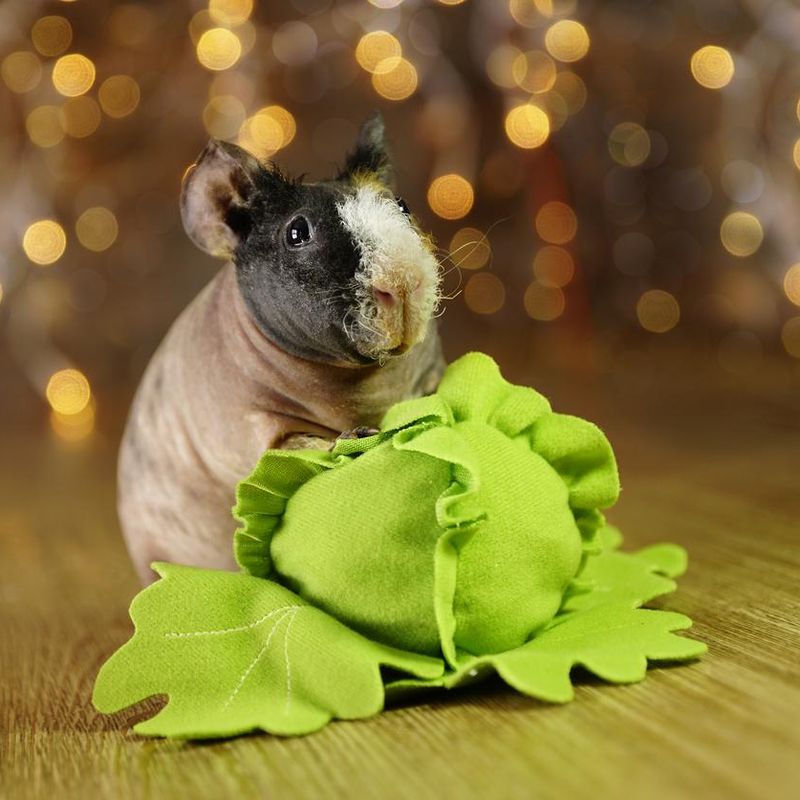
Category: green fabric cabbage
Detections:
[{"x1": 93, "y1": 353, "x2": 705, "y2": 739}]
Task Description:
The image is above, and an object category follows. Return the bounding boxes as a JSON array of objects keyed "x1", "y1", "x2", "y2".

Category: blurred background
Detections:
[{"x1": 1, "y1": 0, "x2": 799, "y2": 449}]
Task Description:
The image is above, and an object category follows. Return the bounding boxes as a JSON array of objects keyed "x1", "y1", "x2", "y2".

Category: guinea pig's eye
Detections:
[
  {"x1": 395, "y1": 196, "x2": 411, "y2": 216},
  {"x1": 286, "y1": 215, "x2": 312, "y2": 247}
]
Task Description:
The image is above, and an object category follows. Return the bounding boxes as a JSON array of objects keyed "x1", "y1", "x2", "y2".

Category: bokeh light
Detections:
[
  {"x1": 449, "y1": 227, "x2": 491, "y2": 270},
  {"x1": 239, "y1": 106, "x2": 296, "y2": 158},
  {"x1": 636, "y1": 290, "x2": 680, "y2": 333},
  {"x1": 203, "y1": 95, "x2": 247, "y2": 139},
  {"x1": 486, "y1": 44, "x2": 523, "y2": 89},
  {"x1": 31, "y1": 16, "x2": 73, "y2": 57},
  {"x1": 544, "y1": 20, "x2": 590, "y2": 63},
  {"x1": 524, "y1": 283, "x2": 566, "y2": 321},
  {"x1": 782, "y1": 317, "x2": 800, "y2": 358},
  {"x1": 552, "y1": 71, "x2": 587, "y2": 115},
  {"x1": 208, "y1": 0, "x2": 254, "y2": 26},
  {"x1": 464, "y1": 273, "x2": 505, "y2": 314},
  {"x1": 608, "y1": 122, "x2": 651, "y2": 167},
  {"x1": 1, "y1": 51, "x2": 42, "y2": 93},
  {"x1": 22, "y1": 220, "x2": 67, "y2": 265},
  {"x1": 196, "y1": 28, "x2": 242, "y2": 71},
  {"x1": 46, "y1": 369, "x2": 91, "y2": 416},
  {"x1": 533, "y1": 246, "x2": 575, "y2": 287},
  {"x1": 272, "y1": 21, "x2": 318, "y2": 66},
  {"x1": 26, "y1": 105, "x2": 64, "y2": 148},
  {"x1": 535, "y1": 201, "x2": 577, "y2": 244},
  {"x1": 720, "y1": 211, "x2": 763, "y2": 257},
  {"x1": 371, "y1": 58, "x2": 418, "y2": 101},
  {"x1": 59, "y1": 96, "x2": 102, "y2": 138},
  {"x1": 52, "y1": 53, "x2": 95, "y2": 97},
  {"x1": 427, "y1": 175, "x2": 474, "y2": 220},
  {"x1": 691, "y1": 45, "x2": 734, "y2": 89},
  {"x1": 98, "y1": 75, "x2": 141, "y2": 118},
  {"x1": 512, "y1": 51, "x2": 557, "y2": 94},
  {"x1": 783, "y1": 264, "x2": 800, "y2": 307},
  {"x1": 356, "y1": 31, "x2": 402, "y2": 74},
  {"x1": 793, "y1": 139, "x2": 800, "y2": 172},
  {"x1": 76, "y1": 208, "x2": 119, "y2": 252},
  {"x1": 505, "y1": 104, "x2": 550, "y2": 149}
]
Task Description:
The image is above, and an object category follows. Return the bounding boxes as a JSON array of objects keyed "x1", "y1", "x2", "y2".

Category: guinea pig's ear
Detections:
[
  {"x1": 338, "y1": 112, "x2": 393, "y2": 187},
  {"x1": 180, "y1": 139, "x2": 263, "y2": 259}
]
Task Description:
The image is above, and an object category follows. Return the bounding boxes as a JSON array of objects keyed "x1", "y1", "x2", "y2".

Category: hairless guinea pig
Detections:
[{"x1": 118, "y1": 114, "x2": 446, "y2": 584}]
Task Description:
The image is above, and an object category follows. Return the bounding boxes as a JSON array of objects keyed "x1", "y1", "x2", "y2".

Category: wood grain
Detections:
[{"x1": 2, "y1": 350, "x2": 799, "y2": 800}]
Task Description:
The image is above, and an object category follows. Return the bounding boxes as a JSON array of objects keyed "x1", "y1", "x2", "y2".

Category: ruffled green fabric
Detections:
[
  {"x1": 233, "y1": 352, "x2": 619, "y2": 661},
  {"x1": 93, "y1": 353, "x2": 705, "y2": 739}
]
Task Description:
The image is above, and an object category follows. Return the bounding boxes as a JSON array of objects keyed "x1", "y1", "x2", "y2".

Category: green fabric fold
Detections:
[{"x1": 94, "y1": 352, "x2": 704, "y2": 740}]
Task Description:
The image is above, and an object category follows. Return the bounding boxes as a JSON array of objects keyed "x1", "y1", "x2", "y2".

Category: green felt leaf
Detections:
[
  {"x1": 562, "y1": 543, "x2": 689, "y2": 613},
  {"x1": 435, "y1": 605, "x2": 706, "y2": 704},
  {"x1": 492, "y1": 606, "x2": 706, "y2": 702},
  {"x1": 93, "y1": 563, "x2": 444, "y2": 739}
]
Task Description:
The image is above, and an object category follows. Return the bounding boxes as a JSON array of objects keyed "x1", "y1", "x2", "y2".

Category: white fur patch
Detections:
[{"x1": 337, "y1": 185, "x2": 440, "y2": 358}]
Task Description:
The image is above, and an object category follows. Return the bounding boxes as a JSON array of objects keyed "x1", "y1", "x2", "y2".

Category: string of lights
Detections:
[{"x1": 1, "y1": 0, "x2": 799, "y2": 446}]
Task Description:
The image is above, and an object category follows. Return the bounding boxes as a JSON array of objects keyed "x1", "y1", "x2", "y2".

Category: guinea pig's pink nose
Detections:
[{"x1": 373, "y1": 286, "x2": 401, "y2": 307}]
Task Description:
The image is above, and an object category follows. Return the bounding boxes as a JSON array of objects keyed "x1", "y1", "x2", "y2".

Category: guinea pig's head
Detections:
[{"x1": 180, "y1": 113, "x2": 441, "y2": 365}]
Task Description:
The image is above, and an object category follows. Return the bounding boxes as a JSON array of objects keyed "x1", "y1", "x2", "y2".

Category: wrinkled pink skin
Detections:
[{"x1": 118, "y1": 264, "x2": 444, "y2": 584}]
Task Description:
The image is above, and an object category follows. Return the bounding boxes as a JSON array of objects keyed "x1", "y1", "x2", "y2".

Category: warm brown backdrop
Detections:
[{"x1": 1, "y1": 1, "x2": 799, "y2": 798}]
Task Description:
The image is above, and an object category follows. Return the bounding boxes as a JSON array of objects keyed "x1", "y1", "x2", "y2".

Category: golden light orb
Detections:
[
  {"x1": 26, "y1": 105, "x2": 64, "y2": 148},
  {"x1": 1, "y1": 51, "x2": 42, "y2": 93},
  {"x1": 512, "y1": 50, "x2": 557, "y2": 94},
  {"x1": 208, "y1": 0, "x2": 254, "y2": 26},
  {"x1": 486, "y1": 44, "x2": 523, "y2": 89},
  {"x1": 608, "y1": 122, "x2": 651, "y2": 167},
  {"x1": 535, "y1": 201, "x2": 577, "y2": 244},
  {"x1": 52, "y1": 53, "x2": 96, "y2": 97},
  {"x1": 98, "y1": 75, "x2": 141, "y2": 118},
  {"x1": 355, "y1": 31, "x2": 402, "y2": 74},
  {"x1": 239, "y1": 106, "x2": 296, "y2": 158},
  {"x1": 720, "y1": 211, "x2": 763, "y2": 257},
  {"x1": 438, "y1": 0, "x2": 467, "y2": 5},
  {"x1": 636, "y1": 290, "x2": 680, "y2": 333},
  {"x1": 464, "y1": 273, "x2": 506, "y2": 315},
  {"x1": 59, "y1": 96, "x2": 102, "y2": 138},
  {"x1": 31, "y1": 16, "x2": 73, "y2": 57},
  {"x1": 509, "y1": 0, "x2": 545, "y2": 28},
  {"x1": 371, "y1": 58, "x2": 418, "y2": 101},
  {"x1": 505, "y1": 104, "x2": 550, "y2": 149},
  {"x1": 46, "y1": 368, "x2": 91, "y2": 416},
  {"x1": 76, "y1": 207, "x2": 119, "y2": 252},
  {"x1": 449, "y1": 227, "x2": 491, "y2": 270},
  {"x1": 427, "y1": 175, "x2": 475, "y2": 220},
  {"x1": 793, "y1": 139, "x2": 800, "y2": 171},
  {"x1": 782, "y1": 317, "x2": 800, "y2": 358},
  {"x1": 524, "y1": 282, "x2": 566, "y2": 321},
  {"x1": 691, "y1": 45, "x2": 734, "y2": 90},
  {"x1": 0, "y1": 282, "x2": 4, "y2": 305},
  {"x1": 196, "y1": 28, "x2": 242, "y2": 71},
  {"x1": 545, "y1": 20, "x2": 590, "y2": 63},
  {"x1": 203, "y1": 95, "x2": 247, "y2": 139},
  {"x1": 553, "y1": 70, "x2": 587, "y2": 115},
  {"x1": 783, "y1": 264, "x2": 800, "y2": 307},
  {"x1": 532, "y1": 246, "x2": 575, "y2": 287},
  {"x1": 23, "y1": 220, "x2": 67, "y2": 265}
]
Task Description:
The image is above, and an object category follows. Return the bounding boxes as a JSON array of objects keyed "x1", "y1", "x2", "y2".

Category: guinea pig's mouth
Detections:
[{"x1": 347, "y1": 267, "x2": 440, "y2": 362}]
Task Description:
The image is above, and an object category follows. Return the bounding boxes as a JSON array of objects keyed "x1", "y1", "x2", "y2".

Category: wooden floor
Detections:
[{"x1": 2, "y1": 348, "x2": 799, "y2": 800}]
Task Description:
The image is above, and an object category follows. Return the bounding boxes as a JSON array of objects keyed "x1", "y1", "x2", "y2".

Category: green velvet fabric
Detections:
[{"x1": 93, "y1": 353, "x2": 705, "y2": 739}]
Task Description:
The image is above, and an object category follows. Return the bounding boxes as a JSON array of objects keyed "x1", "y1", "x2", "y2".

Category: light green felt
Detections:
[
  {"x1": 234, "y1": 352, "x2": 620, "y2": 661},
  {"x1": 94, "y1": 353, "x2": 705, "y2": 739},
  {"x1": 92, "y1": 563, "x2": 444, "y2": 739}
]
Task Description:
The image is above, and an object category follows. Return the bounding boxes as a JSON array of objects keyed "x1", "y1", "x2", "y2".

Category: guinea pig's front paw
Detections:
[{"x1": 336, "y1": 426, "x2": 380, "y2": 441}]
